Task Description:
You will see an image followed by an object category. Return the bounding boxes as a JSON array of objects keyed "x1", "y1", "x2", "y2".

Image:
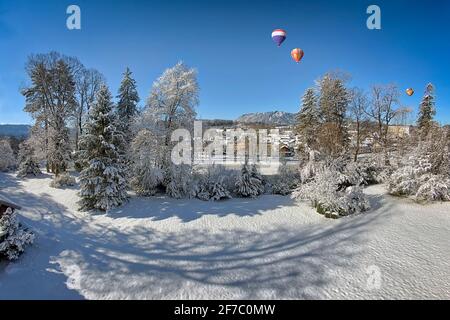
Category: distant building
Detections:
[{"x1": 388, "y1": 125, "x2": 411, "y2": 138}]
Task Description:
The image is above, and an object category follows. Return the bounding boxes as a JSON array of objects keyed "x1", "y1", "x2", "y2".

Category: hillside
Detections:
[{"x1": 0, "y1": 124, "x2": 31, "y2": 137}]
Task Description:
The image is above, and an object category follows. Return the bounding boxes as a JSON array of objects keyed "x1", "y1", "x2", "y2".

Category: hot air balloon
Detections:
[
  {"x1": 406, "y1": 88, "x2": 414, "y2": 96},
  {"x1": 291, "y1": 48, "x2": 304, "y2": 63},
  {"x1": 271, "y1": 29, "x2": 287, "y2": 47}
]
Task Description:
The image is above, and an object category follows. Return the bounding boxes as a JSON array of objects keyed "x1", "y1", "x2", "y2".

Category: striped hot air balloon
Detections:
[
  {"x1": 406, "y1": 88, "x2": 414, "y2": 96},
  {"x1": 291, "y1": 48, "x2": 304, "y2": 63},
  {"x1": 271, "y1": 29, "x2": 287, "y2": 47}
]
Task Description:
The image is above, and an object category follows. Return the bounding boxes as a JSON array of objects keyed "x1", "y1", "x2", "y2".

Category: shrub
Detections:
[
  {"x1": 0, "y1": 208, "x2": 35, "y2": 261},
  {"x1": 267, "y1": 164, "x2": 301, "y2": 195},
  {"x1": 415, "y1": 175, "x2": 450, "y2": 202},
  {"x1": 132, "y1": 166, "x2": 164, "y2": 196},
  {"x1": 194, "y1": 166, "x2": 232, "y2": 201},
  {"x1": 345, "y1": 157, "x2": 388, "y2": 186},
  {"x1": 294, "y1": 164, "x2": 371, "y2": 218},
  {"x1": 0, "y1": 140, "x2": 16, "y2": 172},
  {"x1": 50, "y1": 173, "x2": 76, "y2": 189},
  {"x1": 388, "y1": 140, "x2": 450, "y2": 202},
  {"x1": 165, "y1": 164, "x2": 193, "y2": 199}
]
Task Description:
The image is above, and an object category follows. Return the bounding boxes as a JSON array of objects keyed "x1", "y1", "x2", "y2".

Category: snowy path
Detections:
[{"x1": 0, "y1": 172, "x2": 449, "y2": 299}]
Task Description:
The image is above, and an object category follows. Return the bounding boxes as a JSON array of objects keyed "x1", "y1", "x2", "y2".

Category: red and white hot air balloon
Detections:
[
  {"x1": 291, "y1": 48, "x2": 304, "y2": 63},
  {"x1": 271, "y1": 29, "x2": 287, "y2": 47}
]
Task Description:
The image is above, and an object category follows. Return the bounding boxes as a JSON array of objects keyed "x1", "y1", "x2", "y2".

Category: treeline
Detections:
[
  {"x1": 14, "y1": 52, "x2": 450, "y2": 214},
  {"x1": 293, "y1": 73, "x2": 449, "y2": 214},
  {"x1": 295, "y1": 72, "x2": 441, "y2": 163},
  {"x1": 20, "y1": 52, "x2": 202, "y2": 211}
]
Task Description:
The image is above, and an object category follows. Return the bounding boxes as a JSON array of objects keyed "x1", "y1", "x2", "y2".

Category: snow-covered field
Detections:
[{"x1": 0, "y1": 171, "x2": 449, "y2": 300}]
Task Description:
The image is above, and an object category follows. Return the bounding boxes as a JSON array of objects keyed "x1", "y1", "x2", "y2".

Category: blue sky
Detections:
[{"x1": 0, "y1": 0, "x2": 449, "y2": 124}]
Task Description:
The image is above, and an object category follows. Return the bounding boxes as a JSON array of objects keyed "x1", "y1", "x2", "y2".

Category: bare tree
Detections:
[
  {"x1": 74, "y1": 68, "x2": 105, "y2": 150},
  {"x1": 349, "y1": 88, "x2": 369, "y2": 161},
  {"x1": 365, "y1": 84, "x2": 401, "y2": 164}
]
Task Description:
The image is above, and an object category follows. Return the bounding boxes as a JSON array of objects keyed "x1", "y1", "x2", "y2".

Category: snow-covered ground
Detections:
[{"x1": 0, "y1": 171, "x2": 449, "y2": 299}]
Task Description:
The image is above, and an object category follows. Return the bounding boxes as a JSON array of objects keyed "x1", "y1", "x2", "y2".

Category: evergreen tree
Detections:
[
  {"x1": 235, "y1": 162, "x2": 264, "y2": 197},
  {"x1": 117, "y1": 68, "x2": 140, "y2": 121},
  {"x1": 295, "y1": 88, "x2": 320, "y2": 151},
  {"x1": 116, "y1": 68, "x2": 140, "y2": 142},
  {"x1": 78, "y1": 85, "x2": 128, "y2": 211},
  {"x1": 116, "y1": 68, "x2": 140, "y2": 177},
  {"x1": 17, "y1": 141, "x2": 41, "y2": 178},
  {"x1": 250, "y1": 163, "x2": 265, "y2": 195},
  {"x1": 417, "y1": 83, "x2": 436, "y2": 140}
]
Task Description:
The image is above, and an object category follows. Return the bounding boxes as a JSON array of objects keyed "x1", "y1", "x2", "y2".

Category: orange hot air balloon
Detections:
[
  {"x1": 406, "y1": 88, "x2": 414, "y2": 96},
  {"x1": 291, "y1": 48, "x2": 304, "y2": 63}
]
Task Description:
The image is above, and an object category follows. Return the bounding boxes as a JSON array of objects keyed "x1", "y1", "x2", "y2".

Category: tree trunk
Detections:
[{"x1": 354, "y1": 121, "x2": 360, "y2": 162}]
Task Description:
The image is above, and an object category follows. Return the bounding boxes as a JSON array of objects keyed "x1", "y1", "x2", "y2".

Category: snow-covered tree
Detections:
[
  {"x1": 0, "y1": 208, "x2": 35, "y2": 261},
  {"x1": 194, "y1": 165, "x2": 233, "y2": 201},
  {"x1": 22, "y1": 52, "x2": 77, "y2": 175},
  {"x1": 78, "y1": 85, "x2": 128, "y2": 211},
  {"x1": 165, "y1": 164, "x2": 193, "y2": 199},
  {"x1": 295, "y1": 88, "x2": 320, "y2": 153},
  {"x1": 16, "y1": 141, "x2": 41, "y2": 178},
  {"x1": 388, "y1": 127, "x2": 450, "y2": 202},
  {"x1": 316, "y1": 73, "x2": 350, "y2": 157},
  {"x1": 294, "y1": 163, "x2": 370, "y2": 218},
  {"x1": 117, "y1": 67, "x2": 139, "y2": 137},
  {"x1": 0, "y1": 139, "x2": 16, "y2": 172},
  {"x1": 268, "y1": 163, "x2": 300, "y2": 195},
  {"x1": 235, "y1": 162, "x2": 264, "y2": 197},
  {"x1": 74, "y1": 68, "x2": 105, "y2": 150},
  {"x1": 142, "y1": 61, "x2": 198, "y2": 146},
  {"x1": 115, "y1": 68, "x2": 140, "y2": 175},
  {"x1": 417, "y1": 83, "x2": 436, "y2": 140},
  {"x1": 134, "y1": 62, "x2": 199, "y2": 194}
]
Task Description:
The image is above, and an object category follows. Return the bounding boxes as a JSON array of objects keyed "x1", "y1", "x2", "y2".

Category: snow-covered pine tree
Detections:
[
  {"x1": 16, "y1": 141, "x2": 41, "y2": 178},
  {"x1": 165, "y1": 164, "x2": 192, "y2": 199},
  {"x1": 0, "y1": 208, "x2": 35, "y2": 260},
  {"x1": 117, "y1": 68, "x2": 140, "y2": 132},
  {"x1": 78, "y1": 85, "x2": 128, "y2": 211},
  {"x1": 116, "y1": 68, "x2": 140, "y2": 167},
  {"x1": 235, "y1": 162, "x2": 264, "y2": 197},
  {"x1": 417, "y1": 83, "x2": 436, "y2": 140},
  {"x1": 194, "y1": 165, "x2": 232, "y2": 201},
  {"x1": 250, "y1": 163, "x2": 265, "y2": 195},
  {"x1": 295, "y1": 88, "x2": 320, "y2": 152}
]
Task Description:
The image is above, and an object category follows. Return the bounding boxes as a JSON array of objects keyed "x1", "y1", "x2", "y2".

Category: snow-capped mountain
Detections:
[{"x1": 236, "y1": 111, "x2": 297, "y2": 126}]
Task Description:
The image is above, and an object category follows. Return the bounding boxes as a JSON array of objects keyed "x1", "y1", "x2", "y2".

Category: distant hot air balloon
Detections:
[
  {"x1": 406, "y1": 88, "x2": 414, "y2": 96},
  {"x1": 271, "y1": 29, "x2": 287, "y2": 47},
  {"x1": 291, "y1": 48, "x2": 304, "y2": 63}
]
